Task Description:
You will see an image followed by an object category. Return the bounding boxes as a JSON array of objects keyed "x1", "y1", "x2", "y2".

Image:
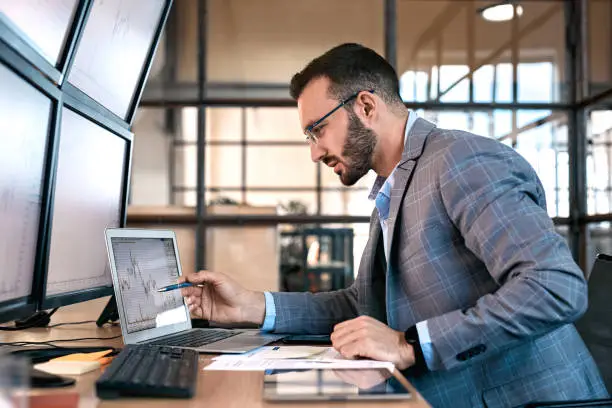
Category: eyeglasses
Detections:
[{"x1": 304, "y1": 89, "x2": 375, "y2": 144}]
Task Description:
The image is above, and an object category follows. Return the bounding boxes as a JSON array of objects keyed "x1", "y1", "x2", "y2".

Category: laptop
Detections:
[{"x1": 104, "y1": 228, "x2": 285, "y2": 353}]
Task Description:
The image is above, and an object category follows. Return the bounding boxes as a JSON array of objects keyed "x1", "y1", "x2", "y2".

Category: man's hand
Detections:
[
  {"x1": 331, "y1": 316, "x2": 415, "y2": 370},
  {"x1": 178, "y1": 270, "x2": 265, "y2": 325}
]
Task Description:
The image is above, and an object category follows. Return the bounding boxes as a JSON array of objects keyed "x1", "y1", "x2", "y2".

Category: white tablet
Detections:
[{"x1": 262, "y1": 368, "x2": 416, "y2": 402}]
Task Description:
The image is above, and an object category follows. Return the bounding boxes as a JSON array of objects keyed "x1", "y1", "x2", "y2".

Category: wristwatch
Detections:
[{"x1": 404, "y1": 325, "x2": 428, "y2": 375}]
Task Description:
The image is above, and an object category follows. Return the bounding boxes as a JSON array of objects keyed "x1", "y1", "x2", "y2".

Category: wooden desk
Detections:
[{"x1": 2, "y1": 298, "x2": 429, "y2": 408}]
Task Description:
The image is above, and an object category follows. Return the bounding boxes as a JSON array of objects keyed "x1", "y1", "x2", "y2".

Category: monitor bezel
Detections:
[
  {"x1": 1, "y1": 0, "x2": 167, "y2": 316},
  {"x1": 0, "y1": 0, "x2": 91, "y2": 86},
  {"x1": 61, "y1": 0, "x2": 173, "y2": 126},
  {"x1": 0, "y1": 41, "x2": 62, "y2": 323},
  {"x1": 39, "y1": 93, "x2": 133, "y2": 311}
]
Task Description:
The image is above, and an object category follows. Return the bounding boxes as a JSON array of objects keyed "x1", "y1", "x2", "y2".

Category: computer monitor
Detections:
[
  {"x1": 0, "y1": 48, "x2": 56, "y2": 323},
  {"x1": 0, "y1": 0, "x2": 80, "y2": 81},
  {"x1": 66, "y1": 0, "x2": 170, "y2": 123},
  {"x1": 40, "y1": 103, "x2": 132, "y2": 309}
]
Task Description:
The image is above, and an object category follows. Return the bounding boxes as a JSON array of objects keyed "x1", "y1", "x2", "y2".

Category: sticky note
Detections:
[
  {"x1": 51, "y1": 349, "x2": 113, "y2": 362},
  {"x1": 34, "y1": 361, "x2": 101, "y2": 376}
]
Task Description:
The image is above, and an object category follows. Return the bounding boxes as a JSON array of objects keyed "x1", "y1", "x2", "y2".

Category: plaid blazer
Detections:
[{"x1": 271, "y1": 118, "x2": 608, "y2": 407}]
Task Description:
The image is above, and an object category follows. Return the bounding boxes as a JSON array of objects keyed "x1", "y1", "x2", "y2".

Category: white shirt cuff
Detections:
[
  {"x1": 260, "y1": 291, "x2": 276, "y2": 331},
  {"x1": 416, "y1": 320, "x2": 436, "y2": 370}
]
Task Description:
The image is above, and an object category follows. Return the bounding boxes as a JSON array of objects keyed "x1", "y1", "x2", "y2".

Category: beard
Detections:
[{"x1": 338, "y1": 110, "x2": 377, "y2": 186}]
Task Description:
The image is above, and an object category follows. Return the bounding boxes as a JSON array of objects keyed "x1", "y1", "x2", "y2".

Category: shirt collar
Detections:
[{"x1": 368, "y1": 111, "x2": 417, "y2": 200}]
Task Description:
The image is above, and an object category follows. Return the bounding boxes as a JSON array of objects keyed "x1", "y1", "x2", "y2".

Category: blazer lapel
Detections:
[{"x1": 385, "y1": 118, "x2": 436, "y2": 257}]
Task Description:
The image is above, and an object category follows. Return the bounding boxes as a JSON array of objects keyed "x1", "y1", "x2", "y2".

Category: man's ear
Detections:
[{"x1": 357, "y1": 91, "x2": 376, "y2": 120}]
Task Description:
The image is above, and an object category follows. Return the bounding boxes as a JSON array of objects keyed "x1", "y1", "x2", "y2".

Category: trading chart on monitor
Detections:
[
  {"x1": 110, "y1": 237, "x2": 186, "y2": 333},
  {"x1": 45, "y1": 107, "x2": 126, "y2": 296},
  {"x1": 67, "y1": 0, "x2": 165, "y2": 119},
  {"x1": 0, "y1": 64, "x2": 51, "y2": 303},
  {"x1": 0, "y1": 0, "x2": 79, "y2": 65}
]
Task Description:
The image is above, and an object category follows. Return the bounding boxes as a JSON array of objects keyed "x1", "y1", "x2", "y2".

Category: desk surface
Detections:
[{"x1": 1, "y1": 298, "x2": 429, "y2": 408}]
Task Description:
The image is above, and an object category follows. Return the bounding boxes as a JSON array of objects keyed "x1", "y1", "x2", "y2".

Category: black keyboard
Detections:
[
  {"x1": 149, "y1": 329, "x2": 242, "y2": 348},
  {"x1": 96, "y1": 344, "x2": 198, "y2": 399}
]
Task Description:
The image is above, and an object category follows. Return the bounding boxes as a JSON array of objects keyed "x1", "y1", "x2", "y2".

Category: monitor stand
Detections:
[
  {"x1": 9, "y1": 298, "x2": 122, "y2": 389},
  {"x1": 29, "y1": 366, "x2": 75, "y2": 388},
  {"x1": 95, "y1": 294, "x2": 211, "y2": 328},
  {"x1": 13, "y1": 296, "x2": 119, "y2": 329},
  {"x1": 96, "y1": 296, "x2": 119, "y2": 327},
  {"x1": 14, "y1": 311, "x2": 53, "y2": 329},
  {"x1": 12, "y1": 348, "x2": 116, "y2": 389}
]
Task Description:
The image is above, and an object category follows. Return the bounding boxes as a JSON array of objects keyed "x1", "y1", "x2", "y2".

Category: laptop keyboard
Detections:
[{"x1": 149, "y1": 329, "x2": 243, "y2": 348}]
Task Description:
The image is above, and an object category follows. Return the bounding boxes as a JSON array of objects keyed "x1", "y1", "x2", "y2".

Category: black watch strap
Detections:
[{"x1": 404, "y1": 325, "x2": 428, "y2": 375}]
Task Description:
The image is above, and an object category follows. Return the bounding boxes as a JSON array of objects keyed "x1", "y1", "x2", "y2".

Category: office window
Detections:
[
  {"x1": 400, "y1": 61, "x2": 554, "y2": 104},
  {"x1": 246, "y1": 108, "x2": 302, "y2": 142},
  {"x1": 515, "y1": 120, "x2": 568, "y2": 217},
  {"x1": 170, "y1": 107, "x2": 317, "y2": 209},
  {"x1": 439, "y1": 65, "x2": 470, "y2": 103},
  {"x1": 320, "y1": 191, "x2": 375, "y2": 217},
  {"x1": 400, "y1": 61, "x2": 566, "y2": 217},
  {"x1": 588, "y1": 111, "x2": 612, "y2": 215},
  {"x1": 248, "y1": 192, "x2": 317, "y2": 214},
  {"x1": 397, "y1": 1, "x2": 565, "y2": 103},
  {"x1": 247, "y1": 146, "x2": 315, "y2": 188}
]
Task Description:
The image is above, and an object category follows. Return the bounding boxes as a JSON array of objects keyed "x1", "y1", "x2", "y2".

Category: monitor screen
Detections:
[
  {"x1": 44, "y1": 107, "x2": 127, "y2": 302},
  {"x1": 0, "y1": 62, "x2": 51, "y2": 315},
  {"x1": 0, "y1": 0, "x2": 78, "y2": 66},
  {"x1": 67, "y1": 0, "x2": 165, "y2": 119},
  {"x1": 108, "y1": 237, "x2": 187, "y2": 334}
]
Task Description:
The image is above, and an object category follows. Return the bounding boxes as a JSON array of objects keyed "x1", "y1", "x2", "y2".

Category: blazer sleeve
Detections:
[
  {"x1": 426, "y1": 134, "x2": 587, "y2": 371},
  {"x1": 269, "y1": 208, "x2": 381, "y2": 334},
  {"x1": 270, "y1": 285, "x2": 360, "y2": 334}
]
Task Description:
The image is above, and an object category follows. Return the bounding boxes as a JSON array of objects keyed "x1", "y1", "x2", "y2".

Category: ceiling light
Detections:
[{"x1": 479, "y1": 2, "x2": 523, "y2": 22}]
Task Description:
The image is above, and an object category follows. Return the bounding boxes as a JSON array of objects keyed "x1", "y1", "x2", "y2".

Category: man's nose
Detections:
[{"x1": 310, "y1": 143, "x2": 326, "y2": 163}]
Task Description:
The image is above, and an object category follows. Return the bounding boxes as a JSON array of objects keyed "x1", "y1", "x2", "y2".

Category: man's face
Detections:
[{"x1": 297, "y1": 77, "x2": 377, "y2": 186}]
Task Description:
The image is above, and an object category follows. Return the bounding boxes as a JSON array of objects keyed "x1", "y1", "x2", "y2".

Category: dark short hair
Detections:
[{"x1": 289, "y1": 43, "x2": 403, "y2": 107}]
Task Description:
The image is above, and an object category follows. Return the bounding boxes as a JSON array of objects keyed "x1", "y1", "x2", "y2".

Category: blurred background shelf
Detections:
[{"x1": 280, "y1": 227, "x2": 354, "y2": 293}]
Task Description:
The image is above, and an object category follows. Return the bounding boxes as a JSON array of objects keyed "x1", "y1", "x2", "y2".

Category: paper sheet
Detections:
[
  {"x1": 204, "y1": 346, "x2": 395, "y2": 371},
  {"x1": 215, "y1": 346, "x2": 331, "y2": 360}
]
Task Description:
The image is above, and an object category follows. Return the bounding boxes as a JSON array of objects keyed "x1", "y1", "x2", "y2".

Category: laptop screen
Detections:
[{"x1": 109, "y1": 237, "x2": 189, "y2": 334}]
